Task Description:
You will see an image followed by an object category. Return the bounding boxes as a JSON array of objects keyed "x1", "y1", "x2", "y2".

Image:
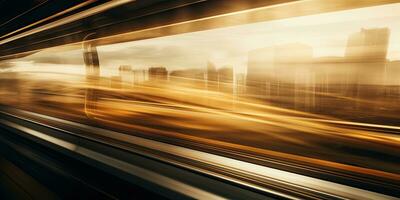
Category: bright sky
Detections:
[
  {"x1": 8, "y1": 2, "x2": 400, "y2": 76},
  {"x1": 94, "y1": 2, "x2": 400, "y2": 75}
]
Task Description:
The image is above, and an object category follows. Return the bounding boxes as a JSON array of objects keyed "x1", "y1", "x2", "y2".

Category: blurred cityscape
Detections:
[
  {"x1": 109, "y1": 27, "x2": 400, "y2": 122},
  {"x1": 2, "y1": 1, "x2": 400, "y2": 198},
  {"x1": 1, "y1": 27, "x2": 400, "y2": 180}
]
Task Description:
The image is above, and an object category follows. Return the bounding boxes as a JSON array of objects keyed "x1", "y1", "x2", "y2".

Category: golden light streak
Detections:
[{"x1": 1, "y1": 0, "x2": 400, "y2": 188}]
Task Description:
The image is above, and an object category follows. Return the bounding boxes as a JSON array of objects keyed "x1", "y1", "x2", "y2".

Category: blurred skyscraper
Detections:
[
  {"x1": 149, "y1": 67, "x2": 168, "y2": 81},
  {"x1": 346, "y1": 28, "x2": 390, "y2": 61},
  {"x1": 345, "y1": 28, "x2": 390, "y2": 86}
]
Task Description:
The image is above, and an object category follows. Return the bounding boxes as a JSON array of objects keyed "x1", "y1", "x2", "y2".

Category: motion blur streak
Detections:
[
  {"x1": 0, "y1": 116, "x2": 225, "y2": 200},
  {"x1": 0, "y1": 71, "x2": 399, "y2": 180},
  {"x1": 0, "y1": 0, "x2": 134, "y2": 45},
  {"x1": 1, "y1": 0, "x2": 400, "y2": 198}
]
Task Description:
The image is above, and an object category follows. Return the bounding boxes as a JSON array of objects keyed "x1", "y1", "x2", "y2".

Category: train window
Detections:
[
  {"x1": 95, "y1": 2, "x2": 398, "y2": 179},
  {"x1": 1, "y1": 2, "x2": 399, "y2": 186}
]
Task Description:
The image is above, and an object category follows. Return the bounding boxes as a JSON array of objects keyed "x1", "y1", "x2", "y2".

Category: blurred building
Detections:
[
  {"x1": 311, "y1": 56, "x2": 353, "y2": 108},
  {"x1": 247, "y1": 43, "x2": 313, "y2": 100},
  {"x1": 235, "y1": 73, "x2": 246, "y2": 95},
  {"x1": 119, "y1": 65, "x2": 132, "y2": 71},
  {"x1": 247, "y1": 46, "x2": 274, "y2": 96},
  {"x1": 345, "y1": 28, "x2": 389, "y2": 61},
  {"x1": 385, "y1": 60, "x2": 400, "y2": 96},
  {"x1": 170, "y1": 68, "x2": 205, "y2": 88},
  {"x1": 244, "y1": 27, "x2": 391, "y2": 111},
  {"x1": 149, "y1": 67, "x2": 168, "y2": 81},
  {"x1": 345, "y1": 28, "x2": 390, "y2": 85},
  {"x1": 132, "y1": 69, "x2": 146, "y2": 84},
  {"x1": 385, "y1": 61, "x2": 400, "y2": 85},
  {"x1": 119, "y1": 65, "x2": 133, "y2": 86},
  {"x1": 207, "y1": 61, "x2": 218, "y2": 90},
  {"x1": 312, "y1": 56, "x2": 350, "y2": 90},
  {"x1": 218, "y1": 66, "x2": 233, "y2": 93}
]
